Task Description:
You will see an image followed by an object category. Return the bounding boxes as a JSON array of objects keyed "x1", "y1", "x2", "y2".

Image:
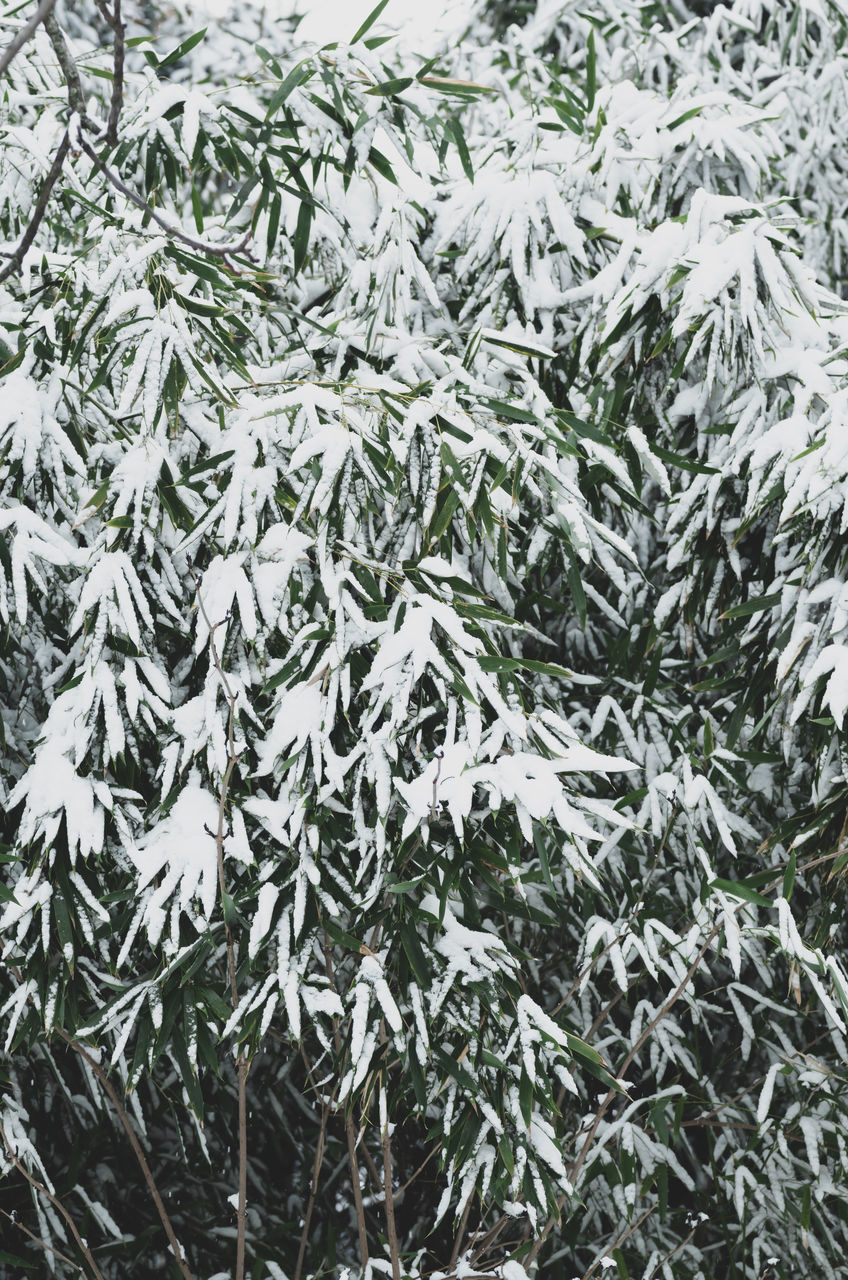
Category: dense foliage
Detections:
[{"x1": 2, "y1": 0, "x2": 848, "y2": 1277}]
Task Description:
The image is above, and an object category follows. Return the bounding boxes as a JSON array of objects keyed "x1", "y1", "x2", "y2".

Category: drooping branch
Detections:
[
  {"x1": 0, "y1": 132, "x2": 69, "y2": 284},
  {"x1": 80, "y1": 137, "x2": 253, "y2": 261},
  {"x1": 54, "y1": 1030, "x2": 195, "y2": 1280},
  {"x1": 0, "y1": 0, "x2": 55, "y2": 79},
  {"x1": 44, "y1": 10, "x2": 93, "y2": 128},
  {"x1": 94, "y1": 0, "x2": 124, "y2": 146},
  {"x1": 192, "y1": 575, "x2": 249, "y2": 1280},
  {"x1": 0, "y1": 1118, "x2": 107, "y2": 1280}
]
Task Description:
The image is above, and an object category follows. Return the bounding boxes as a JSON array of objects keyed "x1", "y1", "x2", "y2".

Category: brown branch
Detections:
[
  {"x1": 523, "y1": 922, "x2": 721, "y2": 1270},
  {"x1": 293, "y1": 1098, "x2": 332, "y2": 1280},
  {"x1": 44, "y1": 10, "x2": 93, "y2": 127},
  {"x1": 79, "y1": 137, "x2": 253, "y2": 261},
  {"x1": 192, "y1": 577, "x2": 248, "y2": 1280},
  {"x1": 54, "y1": 1030, "x2": 194, "y2": 1280},
  {"x1": 95, "y1": 0, "x2": 124, "y2": 146},
  {"x1": 449, "y1": 1195, "x2": 473, "y2": 1270},
  {"x1": 380, "y1": 1077, "x2": 402, "y2": 1280},
  {"x1": 324, "y1": 943, "x2": 370, "y2": 1270},
  {"x1": 0, "y1": 1119, "x2": 106, "y2": 1280},
  {"x1": 0, "y1": 1204, "x2": 84, "y2": 1273},
  {"x1": 0, "y1": 132, "x2": 69, "y2": 284},
  {"x1": 580, "y1": 1203, "x2": 655, "y2": 1280},
  {"x1": 0, "y1": 0, "x2": 55, "y2": 78}
]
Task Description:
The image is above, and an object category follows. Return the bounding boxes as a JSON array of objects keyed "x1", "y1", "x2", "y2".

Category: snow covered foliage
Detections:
[{"x1": 2, "y1": 0, "x2": 848, "y2": 1276}]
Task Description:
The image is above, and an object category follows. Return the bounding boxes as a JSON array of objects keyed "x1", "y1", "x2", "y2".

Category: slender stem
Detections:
[
  {"x1": 523, "y1": 922, "x2": 721, "y2": 1270},
  {"x1": 80, "y1": 137, "x2": 253, "y2": 260},
  {"x1": 94, "y1": 0, "x2": 124, "y2": 147},
  {"x1": 579, "y1": 1203, "x2": 655, "y2": 1280},
  {"x1": 449, "y1": 1195, "x2": 473, "y2": 1269},
  {"x1": 293, "y1": 1100, "x2": 331, "y2": 1280},
  {"x1": 324, "y1": 943, "x2": 370, "y2": 1270},
  {"x1": 55, "y1": 1030, "x2": 195, "y2": 1280},
  {"x1": 0, "y1": 1205, "x2": 83, "y2": 1272},
  {"x1": 44, "y1": 10, "x2": 92, "y2": 126},
  {"x1": 0, "y1": 133, "x2": 69, "y2": 283},
  {"x1": 380, "y1": 1077, "x2": 402, "y2": 1280},
  {"x1": 0, "y1": 0, "x2": 55, "y2": 79},
  {"x1": 192, "y1": 577, "x2": 248, "y2": 1280},
  {"x1": 0, "y1": 1120, "x2": 106, "y2": 1280}
]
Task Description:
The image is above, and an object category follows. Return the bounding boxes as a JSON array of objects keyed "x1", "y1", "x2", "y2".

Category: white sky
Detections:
[{"x1": 195, "y1": 0, "x2": 460, "y2": 51}]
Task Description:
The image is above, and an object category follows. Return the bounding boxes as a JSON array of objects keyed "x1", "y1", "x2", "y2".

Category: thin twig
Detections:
[
  {"x1": 54, "y1": 1029, "x2": 194, "y2": 1280},
  {"x1": 0, "y1": 0, "x2": 55, "y2": 78},
  {"x1": 44, "y1": 10, "x2": 93, "y2": 126},
  {"x1": 79, "y1": 138, "x2": 253, "y2": 261},
  {"x1": 293, "y1": 1098, "x2": 332, "y2": 1280},
  {"x1": 0, "y1": 133, "x2": 69, "y2": 283},
  {"x1": 0, "y1": 1120, "x2": 106, "y2": 1280},
  {"x1": 523, "y1": 922, "x2": 721, "y2": 1269},
  {"x1": 192, "y1": 576, "x2": 248, "y2": 1280},
  {"x1": 449, "y1": 1195, "x2": 473, "y2": 1269},
  {"x1": 579, "y1": 1202, "x2": 655, "y2": 1280},
  {"x1": 324, "y1": 943, "x2": 370, "y2": 1270},
  {"x1": 0, "y1": 1203, "x2": 85, "y2": 1272},
  {"x1": 380, "y1": 1076, "x2": 402, "y2": 1280},
  {"x1": 95, "y1": 0, "x2": 124, "y2": 146}
]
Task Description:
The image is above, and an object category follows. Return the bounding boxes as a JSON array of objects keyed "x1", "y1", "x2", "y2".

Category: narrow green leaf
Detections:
[
  {"x1": 783, "y1": 848, "x2": 797, "y2": 900},
  {"x1": 350, "y1": 0, "x2": 390, "y2": 43},
  {"x1": 709, "y1": 877, "x2": 771, "y2": 909},
  {"x1": 586, "y1": 30, "x2": 596, "y2": 112}
]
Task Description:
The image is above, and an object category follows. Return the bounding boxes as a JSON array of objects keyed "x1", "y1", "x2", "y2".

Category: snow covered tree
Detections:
[{"x1": 2, "y1": 0, "x2": 848, "y2": 1277}]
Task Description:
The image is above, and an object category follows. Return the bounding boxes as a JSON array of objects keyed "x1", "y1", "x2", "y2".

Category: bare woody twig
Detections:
[
  {"x1": 380, "y1": 1076, "x2": 402, "y2": 1280},
  {"x1": 0, "y1": 1205, "x2": 84, "y2": 1273},
  {"x1": 94, "y1": 0, "x2": 124, "y2": 146},
  {"x1": 0, "y1": 0, "x2": 55, "y2": 79},
  {"x1": 294, "y1": 1097, "x2": 333, "y2": 1280},
  {"x1": 0, "y1": 133, "x2": 70, "y2": 284},
  {"x1": 192, "y1": 578, "x2": 249, "y2": 1280},
  {"x1": 44, "y1": 10, "x2": 95, "y2": 128},
  {"x1": 0, "y1": 1119, "x2": 106, "y2": 1280},
  {"x1": 522, "y1": 922, "x2": 721, "y2": 1270},
  {"x1": 80, "y1": 138, "x2": 253, "y2": 261},
  {"x1": 324, "y1": 943, "x2": 370, "y2": 1271},
  {"x1": 54, "y1": 1029, "x2": 195, "y2": 1280}
]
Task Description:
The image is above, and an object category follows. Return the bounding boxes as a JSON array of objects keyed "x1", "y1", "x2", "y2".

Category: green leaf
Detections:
[
  {"x1": 265, "y1": 62, "x2": 313, "y2": 117},
  {"x1": 293, "y1": 201, "x2": 312, "y2": 274},
  {"x1": 365, "y1": 77, "x2": 414, "y2": 97},
  {"x1": 157, "y1": 28, "x2": 207, "y2": 71},
  {"x1": 709, "y1": 877, "x2": 772, "y2": 909},
  {"x1": 519, "y1": 1063, "x2": 533, "y2": 1127},
  {"x1": 446, "y1": 118, "x2": 473, "y2": 182},
  {"x1": 350, "y1": 0, "x2": 391, "y2": 43},
  {"x1": 586, "y1": 30, "x2": 596, "y2": 112},
  {"x1": 720, "y1": 593, "x2": 782, "y2": 620},
  {"x1": 783, "y1": 848, "x2": 797, "y2": 900}
]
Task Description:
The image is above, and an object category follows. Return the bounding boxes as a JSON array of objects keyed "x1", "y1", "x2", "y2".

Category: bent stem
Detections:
[
  {"x1": 55, "y1": 1030, "x2": 194, "y2": 1280},
  {"x1": 0, "y1": 1119, "x2": 106, "y2": 1280},
  {"x1": 193, "y1": 575, "x2": 248, "y2": 1280}
]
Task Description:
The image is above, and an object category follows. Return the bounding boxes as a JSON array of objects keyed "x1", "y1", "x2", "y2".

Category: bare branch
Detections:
[
  {"x1": 293, "y1": 1097, "x2": 333, "y2": 1280},
  {"x1": 324, "y1": 943, "x2": 370, "y2": 1270},
  {"x1": 192, "y1": 571, "x2": 249, "y2": 1280},
  {"x1": 0, "y1": 1204, "x2": 84, "y2": 1273},
  {"x1": 54, "y1": 1030, "x2": 195, "y2": 1280},
  {"x1": 0, "y1": 0, "x2": 55, "y2": 79},
  {"x1": 0, "y1": 1118, "x2": 106, "y2": 1280},
  {"x1": 79, "y1": 137, "x2": 253, "y2": 260},
  {"x1": 380, "y1": 1076, "x2": 401, "y2": 1280},
  {"x1": 95, "y1": 0, "x2": 124, "y2": 147},
  {"x1": 0, "y1": 133, "x2": 69, "y2": 284},
  {"x1": 44, "y1": 10, "x2": 93, "y2": 127}
]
